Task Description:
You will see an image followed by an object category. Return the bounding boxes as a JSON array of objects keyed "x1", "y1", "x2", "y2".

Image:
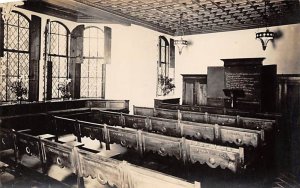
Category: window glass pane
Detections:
[
  {"x1": 157, "y1": 36, "x2": 172, "y2": 96},
  {"x1": 83, "y1": 37, "x2": 90, "y2": 57},
  {"x1": 46, "y1": 22, "x2": 69, "y2": 99},
  {"x1": 19, "y1": 28, "x2": 29, "y2": 51},
  {"x1": 50, "y1": 34, "x2": 58, "y2": 54},
  {"x1": 50, "y1": 22, "x2": 58, "y2": 34},
  {"x1": 81, "y1": 27, "x2": 104, "y2": 98},
  {"x1": 81, "y1": 59, "x2": 89, "y2": 77},
  {"x1": 161, "y1": 38, "x2": 165, "y2": 46},
  {"x1": 166, "y1": 46, "x2": 169, "y2": 63},
  {"x1": 59, "y1": 35, "x2": 67, "y2": 55},
  {"x1": 161, "y1": 46, "x2": 165, "y2": 62},
  {"x1": 58, "y1": 24, "x2": 67, "y2": 35},
  {"x1": 90, "y1": 40, "x2": 98, "y2": 57},
  {"x1": 19, "y1": 53, "x2": 29, "y2": 77},
  {"x1": 52, "y1": 77, "x2": 59, "y2": 98},
  {"x1": 19, "y1": 16, "x2": 29, "y2": 28},
  {"x1": 1, "y1": 12, "x2": 30, "y2": 101},
  {"x1": 81, "y1": 78, "x2": 88, "y2": 97},
  {"x1": 7, "y1": 52, "x2": 18, "y2": 76},
  {"x1": 7, "y1": 26, "x2": 18, "y2": 49},
  {"x1": 59, "y1": 57, "x2": 68, "y2": 77},
  {"x1": 51, "y1": 57, "x2": 59, "y2": 77}
]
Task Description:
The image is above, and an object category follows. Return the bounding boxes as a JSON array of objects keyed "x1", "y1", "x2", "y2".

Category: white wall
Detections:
[
  {"x1": 174, "y1": 24, "x2": 300, "y2": 99},
  {"x1": 105, "y1": 24, "x2": 171, "y2": 111}
]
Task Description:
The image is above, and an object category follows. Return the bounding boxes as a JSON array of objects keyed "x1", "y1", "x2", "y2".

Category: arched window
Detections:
[
  {"x1": 0, "y1": 11, "x2": 30, "y2": 101},
  {"x1": 81, "y1": 26, "x2": 104, "y2": 98},
  {"x1": 157, "y1": 36, "x2": 175, "y2": 96},
  {"x1": 45, "y1": 21, "x2": 69, "y2": 99}
]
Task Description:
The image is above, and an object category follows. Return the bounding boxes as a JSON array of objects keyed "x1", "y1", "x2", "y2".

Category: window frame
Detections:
[
  {"x1": 80, "y1": 26, "x2": 105, "y2": 98},
  {"x1": 45, "y1": 20, "x2": 70, "y2": 100},
  {"x1": 0, "y1": 11, "x2": 30, "y2": 102}
]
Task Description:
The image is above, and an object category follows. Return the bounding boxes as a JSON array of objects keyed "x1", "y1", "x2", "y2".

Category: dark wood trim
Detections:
[
  {"x1": 104, "y1": 26, "x2": 111, "y2": 64},
  {"x1": 101, "y1": 64, "x2": 106, "y2": 99},
  {"x1": 46, "y1": 61, "x2": 53, "y2": 100},
  {"x1": 170, "y1": 38, "x2": 175, "y2": 68},
  {"x1": 29, "y1": 15, "x2": 41, "y2": 101},
  {"x1": 0, "y1": 8, "x2": 4, "y2": 57}
]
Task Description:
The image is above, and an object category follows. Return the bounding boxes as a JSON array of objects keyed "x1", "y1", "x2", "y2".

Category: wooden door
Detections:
[
  {"x1": 195, "y1": 81, "x2": 207, "y2": 105},
  {"x1": 183, "y1": 80, "x2": 194, "y2": 105}
]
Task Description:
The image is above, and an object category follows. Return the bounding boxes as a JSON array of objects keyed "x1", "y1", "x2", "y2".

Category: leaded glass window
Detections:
[
  {"x1": 0, "y1": 11, "x2": 30, "y2": 102},
  {"x1": 46, "y1": 21, "x2": 69, "y2": 99},
  {"x1": 81, "y1": 27, "x2": 104, "y2": 98}
]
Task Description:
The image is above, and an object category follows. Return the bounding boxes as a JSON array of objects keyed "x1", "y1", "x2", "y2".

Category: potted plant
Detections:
[
  {"x1": 10, "y1": 76, "x2": 28, "y2": 104},
  {"x1": 58, "y1": 78, "x2": 72, "y2": 100},
  {"x1": 159, "y1": 75, "x2": 175, "y2": 96}
]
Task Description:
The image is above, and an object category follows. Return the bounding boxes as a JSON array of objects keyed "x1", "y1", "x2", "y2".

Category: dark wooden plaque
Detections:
[
  {"x1": 224, "y1": 65, "x2": 261, "y2": 102},
  {"x1": 223, "y1": 58, "x2": 265, "y2": 102},
  {"x1": 222, "y1": 58, "x2": 265, "y2": 111}
]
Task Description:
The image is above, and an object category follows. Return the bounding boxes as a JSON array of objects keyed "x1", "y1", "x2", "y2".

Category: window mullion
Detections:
[{"x1": 17, "y1": 14, "x2": 20, "y2": 78}]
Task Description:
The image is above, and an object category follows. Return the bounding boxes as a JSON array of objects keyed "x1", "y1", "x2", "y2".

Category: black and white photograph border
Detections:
[{"x1": 0, "y1": 0, "x2": 299, "y2": 187}]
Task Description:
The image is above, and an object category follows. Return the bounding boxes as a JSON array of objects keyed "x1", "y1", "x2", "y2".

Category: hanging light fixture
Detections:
[
  {"x1": 0, "y1": 1, "x2": 24, "y2": 22},
  {"x1": 256, "y1": 0, "x2": 274, "y2": 51},
  {"x1": 174, "y1": 13, "x2": 188, "y2": 55}
]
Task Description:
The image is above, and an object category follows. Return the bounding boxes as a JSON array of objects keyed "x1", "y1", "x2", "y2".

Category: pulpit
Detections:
[{"x1": 223, "y1": 89, "x2": 245, "y2": 108}]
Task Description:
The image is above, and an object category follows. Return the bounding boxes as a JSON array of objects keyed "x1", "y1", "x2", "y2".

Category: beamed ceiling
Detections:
[{"x1": 22, "y1": 0, "x2": 300, "y2": 36}]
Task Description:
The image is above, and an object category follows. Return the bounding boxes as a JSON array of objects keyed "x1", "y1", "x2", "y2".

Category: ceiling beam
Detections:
[{"x1": 22, "y1": 1, "x2": 78, "y2": 22}]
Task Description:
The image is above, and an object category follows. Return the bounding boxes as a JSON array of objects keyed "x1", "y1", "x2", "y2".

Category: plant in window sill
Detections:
[
  {"x1": 10, "y1": 76, "x2": 28, "y2": 104},
  {"x1": 58, "y1": 78, "x2": 72, "y2": 100},
  {"x1": 159, "y1": 75, "x2": 175, "y2": 96}
]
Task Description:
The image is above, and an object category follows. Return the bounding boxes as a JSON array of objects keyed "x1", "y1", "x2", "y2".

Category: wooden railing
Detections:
[
  {"x1": 1, "y1": 128, "x2": 201, "y2": 188},
  {"x1": 133, "y1": 106, "x2": 276, "y2": 131},
  {"x1": 154, "y1": 102, "x2": 281, "y2": 120},
  {"x1": 51, "y1": 116, "x2": 245, "y2": 173},
  {"x1": 0, "y1": 99, "x2": 129, "y2": 117},
  {"x1": 90, "y1": 110, "x2": 265, "y2": 148}
]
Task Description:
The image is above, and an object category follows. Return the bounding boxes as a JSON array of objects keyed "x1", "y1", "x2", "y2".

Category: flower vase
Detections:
[{"x1": 17, "y1": 96, "x2": 22, "y2": 104}]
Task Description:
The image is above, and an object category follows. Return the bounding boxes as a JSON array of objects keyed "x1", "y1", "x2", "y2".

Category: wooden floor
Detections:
[{"x1": 1, "y1": 135, "x2": 299, "y2": 188}]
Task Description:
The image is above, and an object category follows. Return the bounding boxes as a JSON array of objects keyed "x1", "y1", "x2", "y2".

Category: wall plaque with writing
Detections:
[
  {"x1": 224, "y1": 70, "x2": 261, "y2": 101},
  {"x1": 222, "y1": 58, "x2": 265, "y2": 111}
]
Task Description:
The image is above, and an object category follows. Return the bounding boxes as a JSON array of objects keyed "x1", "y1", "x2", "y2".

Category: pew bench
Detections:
[
  {"x1": 89, "y1": 110, "x2": 265, "y2": 148},
  {"x1": 133, "y1": 106, "x2": 277, "y2": 131},
  {"x1": 52, "y1": 115, "x2": 246, "y2": 173},
  {"x1": 0, "y1": 127, "x2": 201, "y2": 188}
]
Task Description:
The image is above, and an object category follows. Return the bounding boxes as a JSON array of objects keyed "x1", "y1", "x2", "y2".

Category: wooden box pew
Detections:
[
  {"x1": 12, "y1": 129, "x2": 57, "y2": 174},
  {"x1": 0, "y1": 127, "x2": 14, "y2": 151},
  {"x1": 180, "y1": 110, "x2": 275, "y2": 131},
  {"x1": 8, "y1": 129, "x2": 86, "y2": 186},
  {"x1": 78, "y1": 148, "x2": 201, "y2": 188},
  {"x1": 0, "y1": 108, "x2": 94, "y2": 137},
  {"x1": 52, "y1": 116, "x2": 246, "y2": 173},
  {"x1": 40, "y1": 137, "x2": 84, "y2": 178},
  {"x1": 2, "y1": 127, "x2": 201, "y2": 187},
  {"x1": 155, "y1": 102, "x2": 281, "y2": 120},
  {"x1": 0, "y1": 99, "x2": 129, "y2": 117},
  {"x1": 133, "y1": 106, "x2": 276, "y2": 131},
  {"x1": 91, "y1": 110, "x2": 265, "y2": 148}
]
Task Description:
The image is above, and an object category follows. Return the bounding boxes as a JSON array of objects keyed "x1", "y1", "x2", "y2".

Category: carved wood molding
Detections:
[
  {"x1": 53, "y1": 115, "x2": 245, "y2": 172},
  {"x1": 97, "y1": 110, "x2": 265, "y2": 148},
  {"x1": 0, "y1": 127, "x2": 200, "y2": 188}
]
